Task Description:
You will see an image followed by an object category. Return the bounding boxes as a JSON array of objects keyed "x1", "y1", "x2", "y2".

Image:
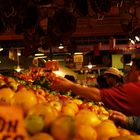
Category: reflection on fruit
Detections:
[
  {"x1": 0, "y1": 87, "x2": 15, "y2": 104},
  {"x1": 74, "y1": 124, "x2": 97, "y2": 140},
  {"x1": 72, "y1": 99, "x2": 83, "y2": 105},
  {"x1": 95, "y1": 120, "x2": 119, "y2": 140},
  {"x1": 30, "y1": 132, "x2": 54, "y2": 140},
  {"x1": 50, "y1": 115, "x2": 76, "y2": 140},
  {"x1": 75, "y1": 109, "x2": 101, "y2": 127},
  {"x1": 25, "y1": 114, "x2": 45, "y2": 134}
]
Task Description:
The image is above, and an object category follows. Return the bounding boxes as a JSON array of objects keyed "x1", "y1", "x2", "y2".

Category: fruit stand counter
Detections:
[{"x1": 0, "y1": 69, "x2": 139, "y2": 140}]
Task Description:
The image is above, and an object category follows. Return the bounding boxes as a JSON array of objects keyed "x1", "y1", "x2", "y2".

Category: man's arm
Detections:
[
  {"x1": 70, "y1": 84, "x2": 102, "y2": 101},
  {"x1": 51, "y1": 76, "x2": 102, "y2": 102}
]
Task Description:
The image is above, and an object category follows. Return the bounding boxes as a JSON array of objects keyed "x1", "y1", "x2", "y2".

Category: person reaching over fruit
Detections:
[
  {"x1": 109, "y1": 110, "x2": 140, "y2": 134},
  {"x1": 51, "y1": 57, "x2": 140, "y2": 116}
]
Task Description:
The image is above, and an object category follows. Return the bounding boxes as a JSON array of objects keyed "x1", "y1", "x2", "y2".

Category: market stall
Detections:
[{"x1": 0, "y1": 67, "x2": 139, "y2": 140}]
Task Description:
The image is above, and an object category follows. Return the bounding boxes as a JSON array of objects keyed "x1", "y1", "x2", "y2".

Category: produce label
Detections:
[{"x1": 0, "y1": 105, "x2": 29, "y2": 140}]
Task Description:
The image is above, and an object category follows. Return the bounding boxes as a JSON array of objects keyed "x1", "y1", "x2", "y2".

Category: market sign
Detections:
[
  {"x1": 0, "y1": 105, "x2": 29, "y2": 140},
  {"x1": 74, "y1": 53, "x2": 83, "y2": 63}
]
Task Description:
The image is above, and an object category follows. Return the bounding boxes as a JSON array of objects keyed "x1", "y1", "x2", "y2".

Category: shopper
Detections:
[
  {"x1": 51, "y1": 57, "x2": 140, "y2": 116},
  {"x1": 109, "y1": 110, "x2": 140, "y2": 134}
]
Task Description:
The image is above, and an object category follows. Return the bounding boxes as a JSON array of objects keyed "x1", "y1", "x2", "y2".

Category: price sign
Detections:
[
  {"x1": 74, "y1": 54, "x2": 83, "y2": 63},
  {"x1": 0, "y1": 105, "x2": 29, "y2": 140}
]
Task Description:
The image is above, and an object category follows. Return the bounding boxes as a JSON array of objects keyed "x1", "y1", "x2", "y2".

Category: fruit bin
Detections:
[{"x1": 0, "y1": 68, "x2": 139, "y2": 140}]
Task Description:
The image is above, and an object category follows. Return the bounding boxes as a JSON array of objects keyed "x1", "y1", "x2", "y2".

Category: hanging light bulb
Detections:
[
  {"x1": 0, "y1": 47, "x2": 3, "y2": 51},
  {"x1": 87, "y1": 62, "x2": 93, "y2": 69},
  {"x1": 135, "y1": 36, "x2": 140, "y2": 42},
  {"x1": 129, "y1": 38, "x2": 135, "y2": 44},
  {"x1": 58, "y1": 43, "x2": 64, "y2": 49}
]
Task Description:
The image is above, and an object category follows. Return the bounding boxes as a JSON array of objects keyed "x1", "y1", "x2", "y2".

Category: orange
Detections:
[
  {"x1": 30, "y1": 132, "x2": 54, "y2": 140},
  {"x1": 64, "y1": 100, "x2": 79, "y2": 113},
  {"x1": 61, "y1": 100, "x2": 79, "y2": 117},
  {"x1": 109, "y1": 135, "x2": 140, "y2": 140},
  {"x1": 50, "y1": 115, "x2": 76, "y2": 140},
  {"x1": 95, "y1": 120, "x2": 120, "y2": 140},
  {"x1": 0, "y1": 87, "x2": 15, "y2": 104},
  {"x1": 118, "y1": 127, "x2": 131, "y2": 136},
  {"x1": 35, "y1": 93, "x2": 46, "y2": 103},
  {"x1": 74, "y1": 124, "x2": 97, "y2": 140},
  {"x1": 12, "y1": 88, "x2": 37, "y2": 112},
  {"x1": 28, "y1": 102, "x2": 58, "y2": 128},
  {"x1": 75, "y1": 109, "x2": 101, "y2": 127},
  {"x1": 61, "y1": 105, "x2": 77, "y2": 117}
]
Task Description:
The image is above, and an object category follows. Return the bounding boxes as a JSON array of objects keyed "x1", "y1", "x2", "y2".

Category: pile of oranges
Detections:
[{"x1": 0, "y1": 75, "x2": 139, "y2": 140}]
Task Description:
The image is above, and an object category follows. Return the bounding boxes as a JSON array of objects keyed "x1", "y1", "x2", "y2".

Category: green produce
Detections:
[{"x1": 25, "y1": 114, "x2": 45, "y2": 135}]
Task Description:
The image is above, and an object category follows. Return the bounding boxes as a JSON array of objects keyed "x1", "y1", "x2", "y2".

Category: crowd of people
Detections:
[{"x1": 50, "y1": 57, "x2": 140, "y2": 134}]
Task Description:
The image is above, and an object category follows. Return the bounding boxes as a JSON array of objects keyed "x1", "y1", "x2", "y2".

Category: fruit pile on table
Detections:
[{"x1": 0, "y1": 68, "x2": 140, "y2": 140}]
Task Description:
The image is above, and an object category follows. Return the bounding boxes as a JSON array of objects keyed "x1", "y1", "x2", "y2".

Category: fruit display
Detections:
[{"x1": 0, "y1": 68, "x2": 139, "y2": 140}]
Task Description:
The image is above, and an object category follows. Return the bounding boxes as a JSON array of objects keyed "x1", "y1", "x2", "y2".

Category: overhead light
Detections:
[
  {"x1": 0, "y1": 47, "x2": 3, "y2": 51},
  {"x1": 126, "y1": 61, "x2": 133, "y2": 66},
  {"x1": 74, "y1": 52, "x2": 83, "y2": 55},
  {"x1": 129, "y1": 38, "x2": 135, "y2": 44},
  {"x1": 17, "y1": 51, "x2": 21, "y2": 56},
  {"x1": 15, "y1": 65, "x2": 23, "y2": 72},
  {"x1": 35, "y1": 56, "x2": 47, "y2": 59},
  {"x1": 87, "y1": 62, "x2": 93, "y2": 69},
  {"x1": 35, "y1": 52, "x2": 45, "y2": 56},
  {"x1": 135, "y1": 36, "x2": 140, "y2": 42},
  {"x1": 58, "y1": 43, "x2": 64, "y2": 49}
]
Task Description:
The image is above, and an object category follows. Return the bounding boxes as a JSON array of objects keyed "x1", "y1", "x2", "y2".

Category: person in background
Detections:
[
  {"x1": 96, "y1": 74, "x2": 109, "y2": 88},
  {"x1": 103, "y1": 67, "x2": 124, "y2": 87},
  {"x1": 64, "y1": 75, "x2": 76, "y2": 83},
  {"x1": 109, "y1": 110, "x2": 140, "y2": 134},
  {"x1": 51, "y1": 57, "x2": 140, "y2": 115}
]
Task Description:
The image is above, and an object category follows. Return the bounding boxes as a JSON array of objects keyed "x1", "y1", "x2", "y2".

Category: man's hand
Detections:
[
  {"x1": 51, "y1": 76, "x2": 74, "y2": 92},
  {"x1": 109, "y1": 110, "x2": 128, "y2": 126}
]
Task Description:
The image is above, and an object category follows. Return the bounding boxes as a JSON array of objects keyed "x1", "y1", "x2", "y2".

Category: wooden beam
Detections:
[{"x1": 0, "y1": 34, "x2": 24, "y2": 41}]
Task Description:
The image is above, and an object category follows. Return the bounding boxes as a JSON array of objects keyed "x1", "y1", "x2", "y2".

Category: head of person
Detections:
[
  {"x1": 103, "y1": 67, "x2": 124, "y2": 87},
  {"x1": 64, "y1": 75, "x2": 76, "y2": 82},
  {"x1": 125, "y1": 57, "x2": 140, "y2": 83},
  {"x1": 96, "y1": 74, "x2": 109, "y2": 88}
]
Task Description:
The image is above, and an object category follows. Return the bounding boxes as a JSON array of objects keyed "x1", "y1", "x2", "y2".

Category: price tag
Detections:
[{"x1": 0, "y1": 105, "x2": 29, "y2": 140}]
